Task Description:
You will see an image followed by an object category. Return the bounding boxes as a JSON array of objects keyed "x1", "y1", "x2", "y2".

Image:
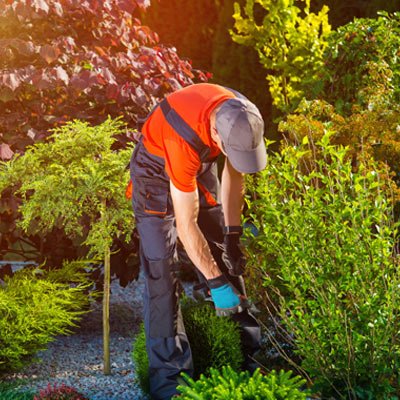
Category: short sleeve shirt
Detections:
[{"x1": 141, "y1": 83, "x2": 236, "y2": 192}]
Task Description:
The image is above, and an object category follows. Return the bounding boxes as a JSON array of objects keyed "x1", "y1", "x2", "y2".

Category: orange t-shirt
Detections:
[{"x1": 141, "y1": 83, "x2": 236, "y2": 192}]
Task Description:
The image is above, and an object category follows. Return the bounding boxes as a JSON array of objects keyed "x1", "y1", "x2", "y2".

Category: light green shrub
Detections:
[
  {"x1": 0, "y1": 262, "x2": 91, "y2": 373},
  {"x1": 245, "y1": 132, "x2": 400, "y2": 398},
  {"x1": 177, "y1": 365, "x2": 308, "y2": 399}
]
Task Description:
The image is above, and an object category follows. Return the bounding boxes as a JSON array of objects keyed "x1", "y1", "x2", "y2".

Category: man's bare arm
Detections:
[
  {"x1": 170, "y1": 181, "x2": 221, "y2": 280},
  {"x1": 221, "y1": 158, "x2": 245, "y2": 226}
]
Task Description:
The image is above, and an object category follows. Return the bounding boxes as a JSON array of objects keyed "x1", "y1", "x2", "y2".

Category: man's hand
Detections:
[
  {"x1": 207, "y1": 274, "x2": 242, "y2": 316},
  {"x1": 222, "y1": 232, "x2": 246, "y2": 276}
]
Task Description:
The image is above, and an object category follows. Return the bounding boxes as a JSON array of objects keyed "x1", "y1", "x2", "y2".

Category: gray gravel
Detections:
[{"x1": 4, "y1": 274, "x2": 150, "y2": 400}]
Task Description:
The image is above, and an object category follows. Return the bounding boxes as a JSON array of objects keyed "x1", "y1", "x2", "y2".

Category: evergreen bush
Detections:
[
  {"x1": 181, "y1": 299, "x2": 243, "y2": 378},
  {"x1": 177, "y1": 365, "x2": 308, "y2": 399},
  {"x1": 132, "y1": 299, "x2": 243, "y2": 393},
  {"x1": 0, "y1": 262, "x2": 91, "y2": 373},
  {"x1": 0, "y1": 117, "x2": 136, "y2": 374}
]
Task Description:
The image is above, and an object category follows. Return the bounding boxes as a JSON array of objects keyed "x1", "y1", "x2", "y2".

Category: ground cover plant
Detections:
[
  {"x1": 177, "y1": 365, "x2": 309, "y2": 399},
  {"x1": 244, "y1": 132, "x2": 400, "y2": 398},
  {"x1": 0, "y1": 262, "x2": 91, "y2": 374},
  {"x1": 132, "y1": 298, "x2": 243, "y2": 394},
  {"x1": 33, "y1": 383, "x2": 88, "y2": 400}
]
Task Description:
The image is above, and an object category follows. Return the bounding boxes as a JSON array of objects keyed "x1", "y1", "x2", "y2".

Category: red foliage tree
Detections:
[
  {"x1": 0, "y1": 0, "x2": 206, "y2": 272},
  {"x1": 0, "y1": 0, "x2": 206, "y2": 158}
]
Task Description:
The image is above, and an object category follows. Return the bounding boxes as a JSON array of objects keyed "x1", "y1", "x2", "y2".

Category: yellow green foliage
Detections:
[
  {"x1": 0, "y1": 117, "x2": 134, "y2": 257},
  {"x1": 231, "y1": 0, "x2": 331, "y2": 112}
]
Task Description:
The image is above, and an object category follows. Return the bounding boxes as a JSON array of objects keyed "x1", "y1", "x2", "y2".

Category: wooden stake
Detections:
[{"x1": 103, "y1": 245, "x2": 111, "y2": 375}]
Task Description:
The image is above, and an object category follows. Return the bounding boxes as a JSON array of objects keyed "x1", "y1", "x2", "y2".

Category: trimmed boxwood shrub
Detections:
[{"x1": 132, "y1": 298, "x2": 243, "y2": 393}]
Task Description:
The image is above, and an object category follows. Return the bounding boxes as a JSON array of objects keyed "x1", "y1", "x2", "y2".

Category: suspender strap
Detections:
[{"x1": 159, "y1": 99, "x2": 210, "y2": 162}]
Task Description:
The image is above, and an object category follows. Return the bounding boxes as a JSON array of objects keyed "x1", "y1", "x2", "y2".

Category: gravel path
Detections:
[{"x1": 4, "y1": 274, "x2": 150, "y2": 400}]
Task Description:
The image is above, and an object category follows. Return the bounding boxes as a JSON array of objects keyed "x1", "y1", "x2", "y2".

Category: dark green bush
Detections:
[
  {"x1": 0, "y1": 262, "x2": 91, "y2": 373},
  {"x1": 245, "y1": 132, "x2": 400, "y2": 398},
  {"x1": 177, "y1": 365, "x2": 308, "y2": 399},
  {"x1": 181, "y1": 299, "x2": 243, "y2": 378},
  {"x1": 132, "y1": 299, "x2": 243, "y2": 393}
]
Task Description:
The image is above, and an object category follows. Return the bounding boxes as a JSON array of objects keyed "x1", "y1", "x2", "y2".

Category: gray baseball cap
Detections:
[{"x1": 215, "y1": 98, "x2": 267, "y2": 173}]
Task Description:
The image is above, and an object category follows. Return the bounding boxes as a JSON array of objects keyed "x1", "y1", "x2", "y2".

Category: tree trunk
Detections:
[{"x1": 103, "y1": 246, "x2": 111, "y2": 375}]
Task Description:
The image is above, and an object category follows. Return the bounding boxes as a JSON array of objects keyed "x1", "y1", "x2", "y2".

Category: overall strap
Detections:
[{"x1": 159, "y1": 99, "x2": 210, "y2": 163}]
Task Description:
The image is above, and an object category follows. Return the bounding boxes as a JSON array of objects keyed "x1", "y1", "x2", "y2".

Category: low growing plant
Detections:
[
  {"x1": 177, "y1": 365, "x2": 308, "y2": 399},
  {"x1": 0, "y1": 262, "x2": 91, "y2": 373},
  {"x1": 132, "y1": 299, "x2": 243, "y2": 393},
  {"x1": 245, "y1": 132, "x2": 400, "y2": 398},
  {"x1": 33, "y1": 384, "x2": 88, "y2": 400}
]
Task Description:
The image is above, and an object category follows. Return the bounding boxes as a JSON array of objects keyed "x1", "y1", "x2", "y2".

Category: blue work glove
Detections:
[
  {"x1": 208, "y1": 274, "x2": 241, "y2": 316},
  {"x1": 222, "y1": 226, "x2": 246, "y2": 277}
]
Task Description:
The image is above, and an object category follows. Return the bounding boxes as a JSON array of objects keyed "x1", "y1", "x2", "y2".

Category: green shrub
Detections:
[
  {"x1": 245, "y1": 132, "x2": 400, "y2": 398},
  {"x1": 33, "y1": 383, "x2": 88, "y2": 400},
  {"x1": 177, "y1": 365, "x2": 308, "y2": 399},
  {"x1": 0, "y1": 262, "x2": 91, "y2": 373},
  {"x1": 132, "y1": 299, "x2": 243, "y2": 393}
]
